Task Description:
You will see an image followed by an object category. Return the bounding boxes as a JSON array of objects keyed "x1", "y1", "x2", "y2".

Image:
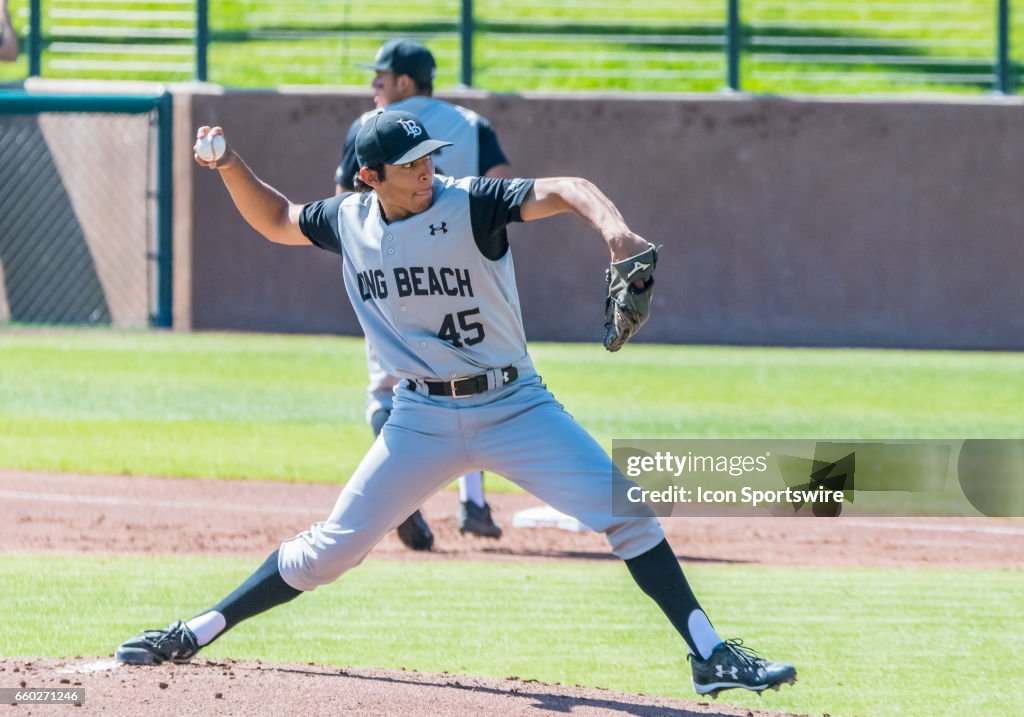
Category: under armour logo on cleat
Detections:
[
  {"x1": 715, "y1": 665, "x2": 739, "y2": 679},
  {"x1": 397, "y1": 119, "x2": 423, "y2": 138},
  {"x1": 429, "y1": 222, "x2": 448, "y2": 235},
  {"x1": 626, "y1": 261, "x2": 651, "y2": 280},
  {"x1": 502, "y1": 370, "x2": 510, "y2": 383}
]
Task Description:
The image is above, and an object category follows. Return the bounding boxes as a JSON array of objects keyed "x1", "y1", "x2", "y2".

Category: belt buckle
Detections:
[{"x1": 449, "y1": 377, "x2": 466, "y2": 398}]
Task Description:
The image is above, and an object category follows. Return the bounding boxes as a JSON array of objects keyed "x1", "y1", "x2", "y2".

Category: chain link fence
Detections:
[
  {"x1": 0, "y1": 95, "x2": 172, "y2": 327},
  {"x1": 0, "y1": 0, "x2": 1019, "y2": 94}
]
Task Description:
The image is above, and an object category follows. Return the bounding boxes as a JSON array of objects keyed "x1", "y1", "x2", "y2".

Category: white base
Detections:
[{"x1": 512, "y1": 505, "x2": 589, "y2": 533}]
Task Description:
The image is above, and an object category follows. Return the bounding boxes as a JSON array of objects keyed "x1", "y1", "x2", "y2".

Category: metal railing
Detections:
[{"x1": 0, "y1": 1, "x2": 1017, "y2": 94}]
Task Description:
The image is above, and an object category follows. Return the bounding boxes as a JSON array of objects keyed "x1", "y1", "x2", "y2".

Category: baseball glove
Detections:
[{"x1": 603, "y1": 243, "x2": 660, "y2": 352}]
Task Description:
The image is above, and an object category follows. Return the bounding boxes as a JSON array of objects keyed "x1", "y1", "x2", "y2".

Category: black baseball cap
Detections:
[
  {"x1": 355, "y1": 110, "x2": 452, "y2": 168},
  {"x1": 358, "y1": 39, "x2": 437, "y2": 86}
]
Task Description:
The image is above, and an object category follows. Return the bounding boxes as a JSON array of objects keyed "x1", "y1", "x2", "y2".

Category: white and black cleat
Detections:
[{"x1": 690, "y1": 639, "x2": 797, "y2": 698}]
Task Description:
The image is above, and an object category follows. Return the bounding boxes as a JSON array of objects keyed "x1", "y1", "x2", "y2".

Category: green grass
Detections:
[
  {"x1": 1, "y1": 332, "x2": 1021, "y2": 717},
  {"x1": 0, "y1": 554, "x2": 1020, "y2": 717},
  {"x1": 2, "y1": 0, "x2": 1023, "y2": 94},
  {"x1": 0, "y1": 329, "x2": 1021, "y2": 483}
]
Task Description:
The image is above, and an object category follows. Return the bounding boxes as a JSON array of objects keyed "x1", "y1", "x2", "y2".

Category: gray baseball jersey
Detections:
[
  {"x1": 338, "y1": 97, "x2": 510, "y2": 418},
  {"x1": 304, "y1": 175, "x2": 531, "y2": 382},
  {"x1": 278, "y1": 175, "x2": 664, "y2": 591},
  {"x1": 362, "y1": 342, "x2": 397, "y2": 422}
]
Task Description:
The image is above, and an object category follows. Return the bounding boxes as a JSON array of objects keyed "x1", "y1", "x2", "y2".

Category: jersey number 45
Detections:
[{"x1": 438, "y1": 308, "x2": 485, "y2": 348}]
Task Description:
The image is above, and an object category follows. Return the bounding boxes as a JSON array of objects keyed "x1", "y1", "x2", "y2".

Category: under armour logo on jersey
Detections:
[
  {"x1": 429, "y1": 222, "x2": 448, "y2": 235},
  {"x1": 715, "y1": 665, "x2": 739, "y2": 679},
  {"x1": 626, "y1": 261, "x2": 651, "y2": 280},
  {"x1": 508, "y1": 178, "x2": 528, "y2": 194},
  {"x1": 397, "y1": 119, "x2": 423, "y2": 138}
]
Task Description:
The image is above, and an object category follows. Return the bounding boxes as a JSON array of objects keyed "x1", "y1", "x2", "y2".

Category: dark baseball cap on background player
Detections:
[
  {"x1": 354, "y1": 110, "x2": 452, "y2": 168},
  {"x1": 357, "y1": 39, "x2": 436, "y2": 86}
]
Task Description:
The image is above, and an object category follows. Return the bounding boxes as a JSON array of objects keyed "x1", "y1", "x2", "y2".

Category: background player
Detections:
[
  {"x1": 338, "y1": 38, "x2": 512, "y2": 550},
  {"x1": 114, "y1": 112, "x2": 797, "y2": 699},
  {"x1": 335, "y1": 38, "x2": 513, "y2": 193}
]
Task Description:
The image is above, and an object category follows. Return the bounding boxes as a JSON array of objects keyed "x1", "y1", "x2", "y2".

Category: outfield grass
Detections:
[
  {"x1": 0, "y1": 0, "x2": 1020, "y2": 94},
  {"x1": 0, "y1": 330, "x2": 1022, "y2": 484},
  {"x1": 0, "y1": 554, "x2": 1020, "y2": 717}
]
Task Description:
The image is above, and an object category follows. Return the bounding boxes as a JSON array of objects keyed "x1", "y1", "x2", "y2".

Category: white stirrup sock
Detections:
[
  {"x1": 688, "y1": 609, "x2": 723, "y2": 660},
  {"x1": 458, "y1": 471, "x2": 485, "y2": 507},
  {"x1": 185, "y1": 610, "x2": 227, "y2": 647}
]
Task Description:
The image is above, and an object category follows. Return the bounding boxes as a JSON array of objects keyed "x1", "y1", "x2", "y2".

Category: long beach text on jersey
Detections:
[
  {"x1": 356, "y1": 266, "x2": 474, "y2": 301},
  {"x1": 335, "y1": 175, "x2": 529, "y2": 381}
]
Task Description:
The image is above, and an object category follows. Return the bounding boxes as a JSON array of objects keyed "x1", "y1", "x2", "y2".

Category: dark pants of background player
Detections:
[{"x1": 370, "y1": 409, "x2": 390, "y2": 438}]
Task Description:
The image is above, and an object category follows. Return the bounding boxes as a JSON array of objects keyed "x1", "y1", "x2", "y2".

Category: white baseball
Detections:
[{"x1": 194, "y1": 133, "x2": 226, "y2": 162}]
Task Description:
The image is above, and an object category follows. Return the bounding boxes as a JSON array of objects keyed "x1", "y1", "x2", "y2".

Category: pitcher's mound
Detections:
[{"x1": 0, "y1": 657, "x2": 813, "y2": 716}]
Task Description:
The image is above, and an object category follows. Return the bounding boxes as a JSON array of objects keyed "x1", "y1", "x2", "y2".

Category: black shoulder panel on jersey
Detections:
[
  {"x1": 476, "y1": 119, "x2": 510, "y2": 176},
  {"x1": 299, "y1": 194, "x2": 348, "y2": 255},
  {"x1": 467, "y1": 177, "x2": 535, "y2": 261}
]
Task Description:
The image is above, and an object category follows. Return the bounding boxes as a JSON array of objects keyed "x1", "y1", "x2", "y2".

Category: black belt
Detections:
[{"x1": 412, "y1": 366, "x2": 519, "y2": 398}]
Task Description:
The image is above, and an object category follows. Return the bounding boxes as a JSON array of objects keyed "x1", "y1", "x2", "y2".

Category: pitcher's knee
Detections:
[
  {"x1": 604, "y1": 517, "x2": 664, "y2": 561},
  {"x1": 277, "y1": 521, "x2": 374, "y2": 592}
]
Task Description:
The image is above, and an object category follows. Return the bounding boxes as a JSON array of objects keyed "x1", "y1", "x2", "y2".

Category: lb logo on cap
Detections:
[{"x1": 397, "y1": 119, "x2": 423, "y2": 138}]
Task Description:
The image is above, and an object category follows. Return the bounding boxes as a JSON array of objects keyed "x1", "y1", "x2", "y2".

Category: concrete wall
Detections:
[{"x1": 172, "y1": 88, "x2": 1024, "y2": 349}]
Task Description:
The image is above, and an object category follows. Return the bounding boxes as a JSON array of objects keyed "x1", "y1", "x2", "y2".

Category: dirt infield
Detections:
[
  {"x1": 0, "y1": 658, "x2": 807, "y2": 717},
  {"x1": 2, "y1": 470, "x2": 1022, "y2": 568},
  {"x1": 3, "y1": 469, "x2": 1022, "y2": 716}
]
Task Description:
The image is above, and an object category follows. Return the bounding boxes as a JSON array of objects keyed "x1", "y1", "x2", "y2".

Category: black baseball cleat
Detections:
[
  {"x1": 690, "y1": 639, "x2": 797, "y2": 697},
  {"x1": 115, "y1": 621, "x2": 200, "y2": 666},
  {"x1": 458, "y1": 500, "x2": 502, "y2": 539},
  {"x1": 396, "y1": 509, "x2": 434, "y2": 551}
]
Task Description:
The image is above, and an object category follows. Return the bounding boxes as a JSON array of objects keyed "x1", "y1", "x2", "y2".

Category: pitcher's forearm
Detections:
[
  {"x1": 216, "y1": 159, "x2": 301, "y2": 244},
  {"x1": 195, "y1": 126, "x2": 308, "y2": 246},
  {"x1": 522, "y1": 177, "x2": 648, "y2": 260}
]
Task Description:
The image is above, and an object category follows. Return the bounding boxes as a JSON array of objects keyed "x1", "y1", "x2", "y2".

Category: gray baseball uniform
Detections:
[
  {"x1": 277, "y1": 174, "x2": 664, "y2": 590},
  {"x1": 115, "y1": 113, "x2": 797, "y2": 699}
]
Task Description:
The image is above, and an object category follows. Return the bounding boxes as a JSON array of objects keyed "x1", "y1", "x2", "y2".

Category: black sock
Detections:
[
  {"x1": 624, "y1": 538, "x2": 708, "y2": 656},
  {"x1": 200, "y1": 549, "x2": 302, "y2": 641}
]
